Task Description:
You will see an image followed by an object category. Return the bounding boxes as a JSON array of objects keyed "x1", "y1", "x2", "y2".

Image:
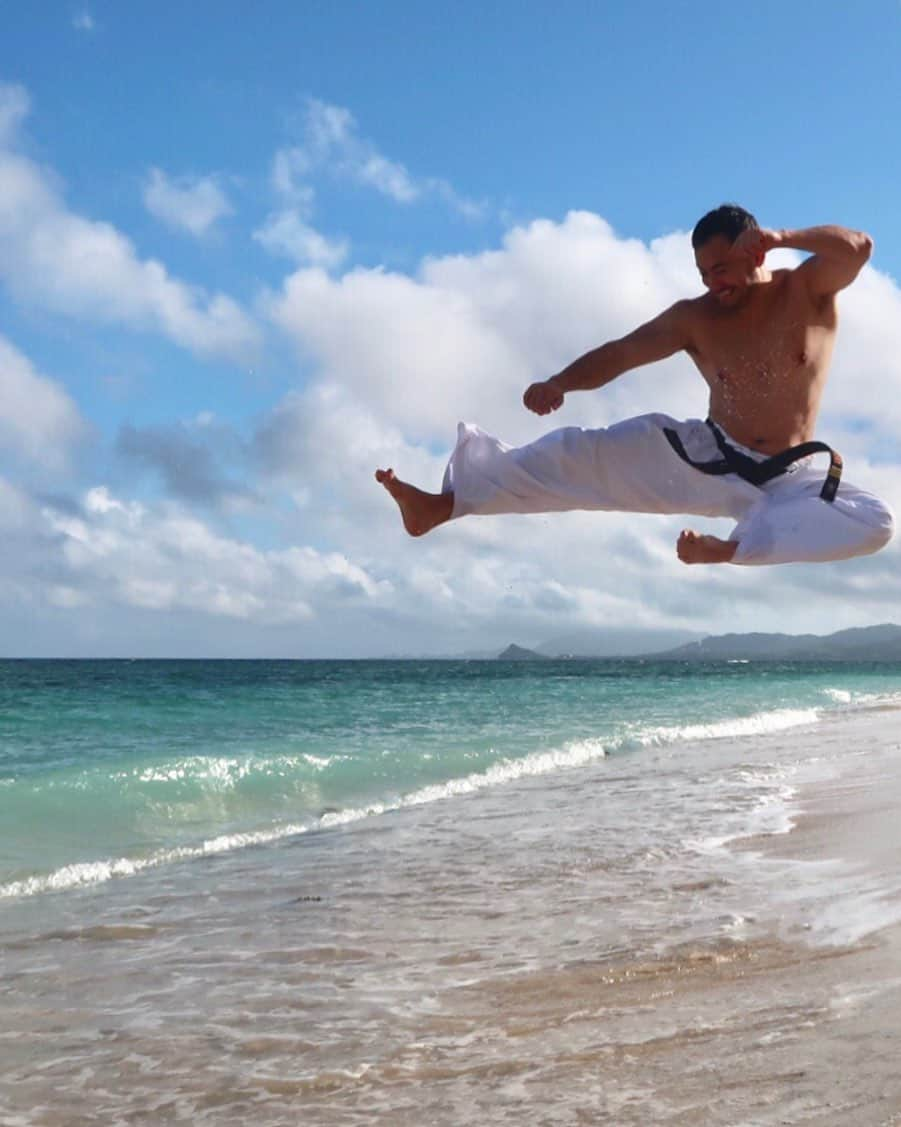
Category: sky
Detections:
[{"x1": 1, "y1": 1, "x2": 900, "y2": 657}]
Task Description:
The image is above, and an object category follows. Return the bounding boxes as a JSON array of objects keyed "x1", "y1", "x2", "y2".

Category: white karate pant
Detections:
[{"x1": 441, "y1": 414, "x2": 895, "y2": 565}]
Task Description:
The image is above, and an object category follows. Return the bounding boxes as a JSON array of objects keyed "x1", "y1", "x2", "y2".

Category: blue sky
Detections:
[{"x1": 1, "y1": 1, "x2": 900, "y2": 656}]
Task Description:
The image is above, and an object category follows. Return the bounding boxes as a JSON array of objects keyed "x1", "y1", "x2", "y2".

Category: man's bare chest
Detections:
[
  {"x1": 689, "y1": 298, "x2": 830, "y2": 388},
  {"x1": 697, "y1": 321, "x2": 807, "y2": 381}
]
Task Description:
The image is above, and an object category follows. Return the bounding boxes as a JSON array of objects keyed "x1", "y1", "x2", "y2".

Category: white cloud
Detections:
[
  {"x1": 0, "y1": 99, "x2": 258, "y2": 361},
  {"x1": 143, "y1": 168, "x2": 233, "y2": 237},
  {"x1": 355, "y1": 149, "x2": 419, "y2": 204},
  {"x1": 824, "y1": 265, "x2": 901, "y2": 442},
  {"x1": 0, "y1": 83, "x2": 29, "y2": 144},
  {"x1": 254, "y1": 209, "x2": 348, "y2": 269},
  {"x1": 256, "y1": 137, "x2": 348, "y2": 268},
  {"x1": 72, "y1": 10, "x2": 95, "y2": 32},
  {"x1": 272, "y1": 148, "x2": 316, "y2": 203},
  {"x1": 283, "y1": 98, "x2": 481, "y2": 214},
  {"x1": 0, "y1": 333, "x2": 90, "y2": 471},
  {"x1": 264, "y1": 263, "x2": 523, "y2": 439},
  {"x1": 299, "y1": 99, "x2": 420, "y2": 202},
  {"x1": 34, "y1": 486, "x2": 390, "y2": 625},
  {"x1": 0, "y1": 474, "x2": 35, "y2": 531},
  {"x1": 254, "y1": 97, "x2": 483, "y2": 270}
]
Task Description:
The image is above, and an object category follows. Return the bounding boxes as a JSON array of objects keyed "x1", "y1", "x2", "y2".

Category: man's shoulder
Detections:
[
  {"x1": 660, "y1": 296, "x2": 709, "y2": 355},
  {"x1": 671, "y1": 294, "x2": 713, "y2": 322},
  {"x1": 663, "y1": 296, "x2": 705, "y2": 318},
  {"x1": 771, "y1": 265, "x2": 819, "y2": 296},
  {"x1": 773, "y1": 265, "x2": 836, "y2": 312}
]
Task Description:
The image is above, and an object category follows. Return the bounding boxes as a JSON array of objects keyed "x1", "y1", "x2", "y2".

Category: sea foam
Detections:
[
  {"x1": 1, "y1": 706, "x2": 823, "y2": 900},
  {"x1": 628, "y1": 708, "x2": 820, "y2": 748}
]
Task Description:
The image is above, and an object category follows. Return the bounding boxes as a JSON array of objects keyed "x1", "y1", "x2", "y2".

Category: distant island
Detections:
[
  {"x1": 497, "y1": 644, "x2": 550, "y2": 662},
  {"x1": 495, "y1": 623, "x2": 901, "y2": 663}
]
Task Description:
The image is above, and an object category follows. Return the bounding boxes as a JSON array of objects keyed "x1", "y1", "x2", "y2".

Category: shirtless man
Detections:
[{"x1": 376, "y1": 205, "x2": 894, "y2": 566}]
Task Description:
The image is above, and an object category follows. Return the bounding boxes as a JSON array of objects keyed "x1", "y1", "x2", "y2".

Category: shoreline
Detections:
[
  {"x1": 3, "y1": 695, "x2": 901, "y2": 1124},
  {"x1": 732, "y1": 703, "x2": 901, "y2": 947}
]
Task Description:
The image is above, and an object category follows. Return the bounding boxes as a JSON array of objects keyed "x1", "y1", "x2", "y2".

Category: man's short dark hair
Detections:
[{"x1": 692, "y1": 204, "x2": 759, "y2": 249}]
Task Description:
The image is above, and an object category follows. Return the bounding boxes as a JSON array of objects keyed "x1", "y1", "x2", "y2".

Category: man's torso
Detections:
[{"x1": 682, "y1": 270, "x2": 837, "y2": 453}]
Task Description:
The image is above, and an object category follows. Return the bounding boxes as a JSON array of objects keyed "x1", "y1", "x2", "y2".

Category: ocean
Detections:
[{"x1": 3, "y1": 658, "x2": 901, "y2": 1125}]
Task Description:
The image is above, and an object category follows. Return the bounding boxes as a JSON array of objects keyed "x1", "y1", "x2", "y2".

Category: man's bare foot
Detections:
[
  {"x1": 375, "y1": 469, "x2": 454, "y2": 537},
  {"x1": 677, "y1": 529, "x2": 738, "y2": 564}
]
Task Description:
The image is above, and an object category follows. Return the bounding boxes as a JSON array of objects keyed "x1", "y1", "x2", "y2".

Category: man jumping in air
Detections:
[{"x1": 375, "y1": 205, "x2": 894, "y2": 566}]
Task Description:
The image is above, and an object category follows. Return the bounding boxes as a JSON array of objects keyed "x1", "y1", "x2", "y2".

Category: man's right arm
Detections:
[{"x1": 523, "y1": 302, "x2": 693, "y2": 415}]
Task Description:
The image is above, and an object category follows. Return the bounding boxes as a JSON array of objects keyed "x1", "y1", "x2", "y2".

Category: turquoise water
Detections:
[{"x1": 2, "y1": 658, "x2": 900, "y2": 900}]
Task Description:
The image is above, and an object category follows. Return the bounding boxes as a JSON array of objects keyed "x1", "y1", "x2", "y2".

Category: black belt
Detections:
[{"x1": 663, "y1": 420, "x2": 843, "y2": 502}]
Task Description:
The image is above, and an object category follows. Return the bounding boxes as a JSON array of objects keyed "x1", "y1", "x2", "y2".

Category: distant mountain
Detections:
[
  {"x1": 496, "y1": 643, "x2": 549, "y2": 661},
  {"x1": 490, "y1": 624, "x2": 901, "y2": 663},
  {"x1": 651, "y1": 623, "x2": 901, "y2": 662},
  {"x1": 535, "y1": 627, "x2": 702, "y2": 658}
]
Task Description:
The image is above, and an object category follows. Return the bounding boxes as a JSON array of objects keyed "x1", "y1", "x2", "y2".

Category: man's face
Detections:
[{"x1": 694, "y1": 235, "x2": 755, "y2": 307}]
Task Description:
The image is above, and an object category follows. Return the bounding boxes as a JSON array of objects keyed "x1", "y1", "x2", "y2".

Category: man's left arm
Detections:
[{"x1": 753, "y1": 226, "x2": 874, "y2": 297}]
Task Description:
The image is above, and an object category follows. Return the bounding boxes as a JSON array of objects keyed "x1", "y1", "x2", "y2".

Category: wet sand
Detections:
[{"x1": 344, "y1": 708, "x2": 901, "y2": 1125}]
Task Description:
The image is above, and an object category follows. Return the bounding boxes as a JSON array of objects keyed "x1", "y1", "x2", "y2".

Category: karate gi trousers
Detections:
[{"x1": 441, "y1": 414, "x2": 895, "y2": 566}]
